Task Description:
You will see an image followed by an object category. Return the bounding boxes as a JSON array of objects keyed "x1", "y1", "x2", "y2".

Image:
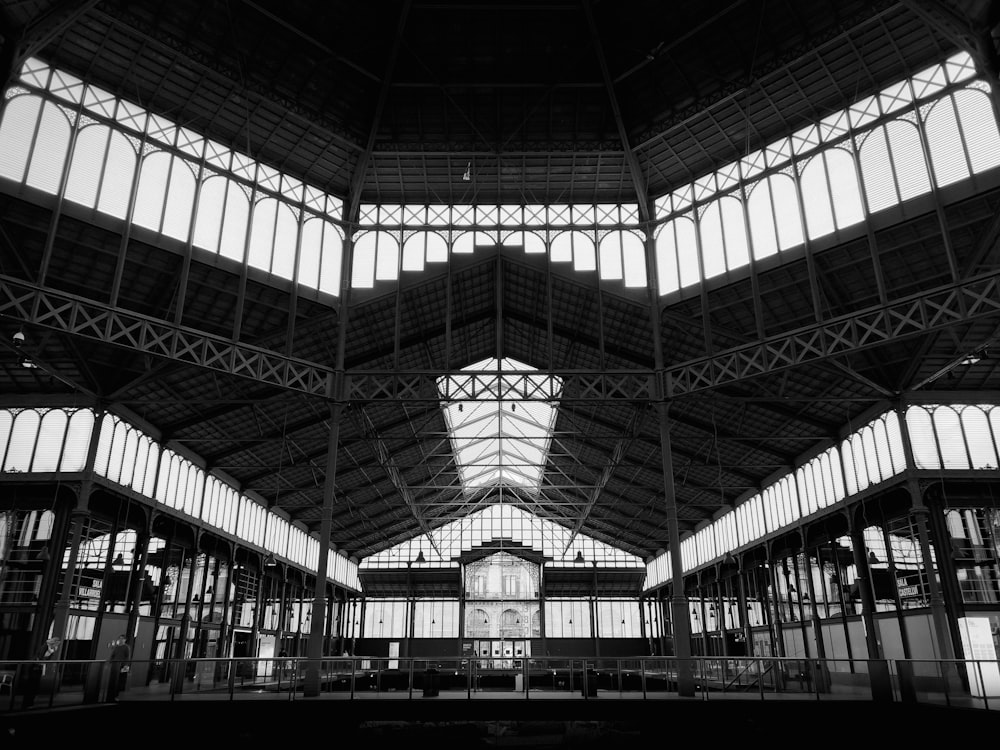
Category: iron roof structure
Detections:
[{"x1": 1, "y1": 0, "x2": 999, "y2": 570}]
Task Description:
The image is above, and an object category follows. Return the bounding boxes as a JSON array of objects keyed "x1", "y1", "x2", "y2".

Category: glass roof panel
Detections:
[{"x1": 439, "y1": 357, "x2": 561, "y2": 494}]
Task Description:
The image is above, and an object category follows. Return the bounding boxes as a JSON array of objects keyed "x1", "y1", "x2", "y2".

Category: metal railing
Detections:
[{"x1": 0, "y1": 655, "x2": 996, "y2": 711}]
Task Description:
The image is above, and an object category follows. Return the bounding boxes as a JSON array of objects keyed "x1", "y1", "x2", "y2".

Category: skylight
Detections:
[{"x1": 437, "y1": 358, "x2": 562, "y2": 494}]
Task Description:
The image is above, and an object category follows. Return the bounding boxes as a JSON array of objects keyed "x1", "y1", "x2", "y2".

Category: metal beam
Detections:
[
  {"x1": 0, "y1": 275, "x2": 334, "y2": 397},
  {"x1": 581, "y1": 0, "x2": 648, "y2": 221},
  {"x1": 6, "y1": 268, "x2": 1000, "y2": 401}
]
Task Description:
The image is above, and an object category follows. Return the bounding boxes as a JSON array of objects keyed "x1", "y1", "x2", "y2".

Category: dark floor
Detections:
[{"x1": 4, "y1": 698, "x2": 1000, "y2": 747}]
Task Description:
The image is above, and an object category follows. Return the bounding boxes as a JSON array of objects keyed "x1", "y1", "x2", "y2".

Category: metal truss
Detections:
[
  {"x1": 661, "y1": 269, "x2": 1000, "y2": 397},
  {"x1": 0, "y1": 276, "x2": 334, "y2": 397},
  {"x1": 4, "y1": 268, "x2": 1000, "y2": 401}
]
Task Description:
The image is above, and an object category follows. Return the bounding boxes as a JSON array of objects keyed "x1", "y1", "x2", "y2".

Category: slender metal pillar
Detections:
[
  {"x1": 50, "y1": 405, "x2": 104, "y2": 648},
  {"x1": 847, "y1": 516, "x2": 882, "y2": 659},
  {"x1": 895, "y1": 402, "x2": 956, "y2": 662},
  {"x1": 303, "y1": 399, "x2": 344, "y2": 696}
]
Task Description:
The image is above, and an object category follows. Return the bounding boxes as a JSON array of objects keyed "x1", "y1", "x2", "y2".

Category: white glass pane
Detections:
[
  {"x1": 64, "y1": 125, "x2": 107, "y2": 210},
  {"x1": 955, "y1": 88, "x2": 1000, "y2": 175},
  {"x1": 770, "y1": 174, "x2": 804, "y2": 250},
  {"x1": 318, "y1": 222, "x2": 343, "y2": 296},
  {"x1": 26, "y1": 102, "x2": 71, "y2": 194},
  {"x1": 193, "y1": 176, "x2": 225, "y2": 253},
  {"x1": 132, "y1": 151, "x2": 171, "y2": 233},
  {"x1": 131, "y1": 436, "x2": 150, "y2": 493},
  {"x1": 97, "y1": 130, "x2": 137, "y2": 219},
  {"x1": 885, "y1": 119, "x2": 931, "y2": 202},
  {"x1": 219, "y1": 182, "x2": 251, "y2": 261},
  {"x1": 906, "y1": 406, "x2": 940, "y2": 469},
  {"x1": 800, "y1": 155, "x2": 835, "y2": 240},
  {"x1": 883, "y1": 411, "x2": 907, "y2": 475},
  {"x1": 401, "y1": 232, "x2": 428, "y2": 272},
  {"x1": 248, "y1": 197, "x2": 278, "y2": 271},
  {"x1": 161, "y1": 158, "x2": 196, "y2": 241},
  {"x1": 572, "y1": 232, "x2": 597, "y2": 273},
  {"x1": 32, "y1": 410, "x2": 67, "y2": 472},
  {"x1": 61, "y1": 409, "x2": 94, "y2": 471},
  {"x1": 699, "y1": 201, "x2": 725, "y2": 279},
  {"x1": 962, "y1": 406, "x2": 999, "y2": 469},
  {"x1": 374, "y1": 232, "x2": 400, "y2": 281},
  {"x1": 0, "y1": 95, "x2": 42, "y2": 183},
  {"x1": 859, "y1": 127, "x2": 897, "y2": 213},
  {"x1": 142, "y1": 441, "x2": 160, "y2": 497},
  {"x1": 840, "y1": 440, "x2": 859, "y2": 495},
  {"x1": 719, "y1": 195, "x2": 749, "y2": 271},
  {"x1": 107, "y1": 421, "x2": 128, "y2": 484},
  {"x1": 825, "y1": 148, "x2": 864, "y2": 230},
  {"x1": 675, "y1": 217, "x2": 700, "y2": 289},
  {"x1": 271, "y1": 203, "x2": 299, "y2": 280},
  {"x1": 299, "y1": 218, "x2": 323, "y2": 288},
  {"x1": 598, "y1": 231, "x2": 624, "y2": 281},
  {"x1": 621, "y1": 232, "x2": 646, "y2": 287},
  {"x1": 4, "y1": 410, "x2": 39, "y2": 471},
  {"x1": 352, "y1": 232, "x2": 378, "y2": 288},
  {"x1": 747, "y1": 178, "x2": 779, "y2": 259},
  {"x1": 924, "y1": 96, "x2": 970, "y2": 187},
  {"x1": 549, "y1": 231, "x2": 573, "y2": 263},
  {"x1": 933, "y1": 407, "x2": 970, "y2": 469}
]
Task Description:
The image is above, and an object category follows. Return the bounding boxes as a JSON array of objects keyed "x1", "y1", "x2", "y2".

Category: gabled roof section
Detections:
[
  {"x1": 437, "y1": 357, "x2": 561, "y2": 494},
  {"x1": 360, "y1": 503, "x2": 644, "y2": 568}
]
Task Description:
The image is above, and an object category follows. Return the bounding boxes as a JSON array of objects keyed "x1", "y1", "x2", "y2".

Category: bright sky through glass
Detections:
[{"x1": 439, "y1": 357, "x2": 562, "y2": 493}]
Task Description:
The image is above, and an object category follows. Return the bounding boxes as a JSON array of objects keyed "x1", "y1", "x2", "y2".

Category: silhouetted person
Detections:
[
  {"x1": 22, "y1": 636, "x2": 60, "y2": 709},
  {"x1": 106, "y1": 634, "x2": 131, "y2": 702}
]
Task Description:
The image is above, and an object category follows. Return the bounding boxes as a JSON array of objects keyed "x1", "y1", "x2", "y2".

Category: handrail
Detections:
[{"x1": 0, "y1": 655, "x2": 995, "y2": 712}]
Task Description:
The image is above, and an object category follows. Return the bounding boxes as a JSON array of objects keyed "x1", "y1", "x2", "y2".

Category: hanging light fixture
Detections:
[
  {"x1": 264, "y1": 552, "x2": 277, "y2": 567},
  {"x1": 112, "y1": 552, "x2": 124, "y2": 566}
]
